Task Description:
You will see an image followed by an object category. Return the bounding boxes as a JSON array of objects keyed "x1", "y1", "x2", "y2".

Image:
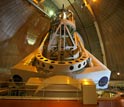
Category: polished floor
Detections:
[{"x1": 0, "y1": 98, "x2": 124, "y2": 107}]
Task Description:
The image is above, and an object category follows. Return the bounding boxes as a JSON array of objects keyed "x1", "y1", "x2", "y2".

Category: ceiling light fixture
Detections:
[
  {"x1": 117, "y1": 72, "x2": 120, "y2": 76},
  {"x1": 49, "y1": 10, "x2": 54, "y2": 17}
]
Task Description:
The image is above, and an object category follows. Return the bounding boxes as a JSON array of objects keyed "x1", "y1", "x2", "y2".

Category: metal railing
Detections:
[{"x1": 0, "y1": 81, "x2": 82, "y2": 100}]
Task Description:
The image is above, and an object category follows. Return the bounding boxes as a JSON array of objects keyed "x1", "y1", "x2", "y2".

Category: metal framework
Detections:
[{"x1": 11, "y1": 9, "x2": 111, "y2": 89}]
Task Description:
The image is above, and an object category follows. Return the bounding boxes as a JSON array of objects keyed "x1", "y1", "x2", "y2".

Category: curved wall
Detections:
[
  {"x1": 92, "y1": 0, "x2": 124, "y2": 79},
  {"x1": 0, "y1": 0, "x2": 50, "y2": 72},
  {"x1": 0, "y1": 0, "x2": 32, "y2": 41}
]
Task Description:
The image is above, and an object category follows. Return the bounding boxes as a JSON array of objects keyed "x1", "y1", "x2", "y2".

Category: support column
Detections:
[{"x1": 81, "y1": 79, "x2": 97, "y2": 104}]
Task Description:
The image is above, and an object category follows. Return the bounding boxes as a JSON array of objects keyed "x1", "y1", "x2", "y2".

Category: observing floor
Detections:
[{"x1": 0, "y1": 98, "x2": 124, "y2": 107}]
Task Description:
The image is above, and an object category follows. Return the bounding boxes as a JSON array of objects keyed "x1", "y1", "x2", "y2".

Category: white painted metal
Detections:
[{"x1": 11, "y1": 9, "x2": 111, "y2": 90}]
